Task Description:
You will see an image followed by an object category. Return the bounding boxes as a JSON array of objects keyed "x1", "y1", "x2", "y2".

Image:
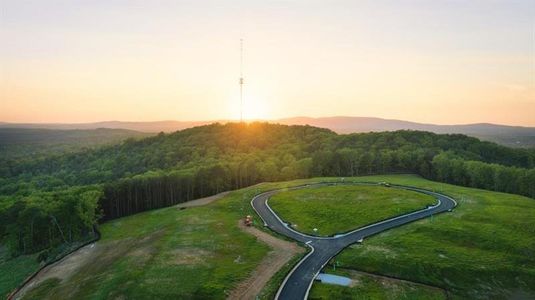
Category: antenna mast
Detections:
[{"x1": 239, "y1": 38, "x2": 244, "y2": 122}]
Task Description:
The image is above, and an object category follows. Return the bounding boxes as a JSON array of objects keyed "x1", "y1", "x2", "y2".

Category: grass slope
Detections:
[
  {"x1": 310, "y1": 268, "x2": 446, "y2": 300},
  {"x1": 269, "y1": 185, "x2": 435, "y2": 236},
  {"x1": 21, "y1": 191, "x2": 269, "y2": 299},
  {"x1": 0, "y1": 249, "x2": 39, "y2": 298},
  {"x1": 330, "y1": 175, "x2": 535, "y2": 299},
  {"x1": 17, "y1": 180, "x2": 316, "y2": 299}
]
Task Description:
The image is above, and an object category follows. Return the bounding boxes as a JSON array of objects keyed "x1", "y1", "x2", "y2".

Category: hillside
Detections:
[
  {"x1": 0, "y1": 120, "x2": 213, "y2": 133},
  {"x1": 3, "y1": 116, "x2": 535, "y2": 147},
  {"x1": 6, "y1": 176, "x2": 535, "y2": 299},
  {"x1": 277, "y1": 116, "x2": 535, "y2": 148},
  {"x1": 2, "y1": 123, "x2": 533, "y2": 202},
  {"x1": 329, "y1": 175, "x2": 535, "y2": 299}
]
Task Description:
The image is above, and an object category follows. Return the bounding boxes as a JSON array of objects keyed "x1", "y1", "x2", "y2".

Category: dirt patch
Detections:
[
  {"x1": 13, "y1": 230, "x2": 167, "y2": 300},
  {"x1": 171, "y1": 248, "x2": 211, "y2": 266},
  {"x1": 128, "y1": 244, "x2": 158, "y2": 266},
  {"x1": 175, "y1": 191, "x2": 230, "y2": 209},
  {"x1": 181, "y1": 214, "x2": 216, "y2": 225},
  {"x1": 227, "y1": 222, "x2": 305, "y2": 300},
  {"x1": 13, "y1": 242, "x2": 101, "y2": 299},
  {"x1": 355, "y1": 245, "x2": 397, "y2": 258}
]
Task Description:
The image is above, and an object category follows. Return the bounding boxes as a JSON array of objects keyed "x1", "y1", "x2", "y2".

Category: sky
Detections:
[{"x1": 1, "y1": 0, "x2": 534, "y2": 125}]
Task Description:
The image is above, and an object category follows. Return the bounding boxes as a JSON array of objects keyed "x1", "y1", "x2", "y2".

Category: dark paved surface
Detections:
[{"x1": 251, "y1": 182, "x2": 457, "y2": 300}]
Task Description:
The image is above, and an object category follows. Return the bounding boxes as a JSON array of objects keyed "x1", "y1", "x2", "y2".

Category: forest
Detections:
[
  {"x1": 1, "y1": 122, "x2": 534, "y2": 258},
  {"x1": 0, "y1": 127, "x2": 152, "y2": 160}
]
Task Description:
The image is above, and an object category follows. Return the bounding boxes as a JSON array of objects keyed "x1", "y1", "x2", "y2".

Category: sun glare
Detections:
[
  {"x1": 228, "y1": 95, "x2": 271, "y2": 121},
  {"x1": 244, "y1": 96, "x2": 271, "y2": 120}
]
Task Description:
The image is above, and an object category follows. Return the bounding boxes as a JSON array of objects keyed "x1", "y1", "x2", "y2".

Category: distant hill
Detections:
[
  {"x1": 276, "y1": 117, "x2": 535, "y2": 148},
  {"x1": 0, "y1": 120, "x2": 213, "y2": 133},
  {"x1": 2, "y1": 116, "x2": 534, "y2": 147},
  {"x1": 0, "y1": 127, "x2": 153, "y2": 159}
]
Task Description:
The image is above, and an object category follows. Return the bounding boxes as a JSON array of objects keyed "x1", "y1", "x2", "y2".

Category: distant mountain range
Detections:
[
  {"x1": 277, "y1": 117, "x2": 535, "y2": 148},
  {"x1": 0, "y1": 120, "x2": 211, "y2": 133},
  {"x1": 2, "y1": 116, "x2": 535, "y2": 148}
]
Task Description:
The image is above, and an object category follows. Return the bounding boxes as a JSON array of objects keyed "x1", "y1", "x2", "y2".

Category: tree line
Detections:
[{"x1": 0, "y1": 186, "x2": 101, "y2": 256}]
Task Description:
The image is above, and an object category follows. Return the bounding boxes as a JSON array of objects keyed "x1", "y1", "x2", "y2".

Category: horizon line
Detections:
[{"x1": 1, "y1": 116, "x2": 534, "y2": 128}]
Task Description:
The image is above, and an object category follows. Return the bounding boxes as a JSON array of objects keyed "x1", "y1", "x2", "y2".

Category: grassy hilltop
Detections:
[
  {"x1": 309, "y1": 175, "x2": 535, "y2": 299},
  {"x1": 269, "y1": 185, "x2": 435, "y2": 236}
]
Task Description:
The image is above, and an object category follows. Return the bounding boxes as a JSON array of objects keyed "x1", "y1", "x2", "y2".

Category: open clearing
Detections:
[
  {"x1": 17, "y1": 188, "x2": 273, "y2": 299},
  {"x1": 11, "y1": 179, "x2": 315, "y2": 299},
  {"x1": 269, "y1": 184, "x2": 435, "y2": 236},
  {"x1": 6, "y1": 175, "x2": 535, "y2": 299},
  {"x1": 13, "y1": 191, "x2": 233, "y2": 299}
]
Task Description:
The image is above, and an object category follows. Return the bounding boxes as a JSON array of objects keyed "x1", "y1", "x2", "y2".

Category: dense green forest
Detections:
[
  {"x1": 0, "y1": 127, "x2": 152, "y2": 160},
  {"x1": 1, "y1": 122, "x2": 534, "y2": 257}
]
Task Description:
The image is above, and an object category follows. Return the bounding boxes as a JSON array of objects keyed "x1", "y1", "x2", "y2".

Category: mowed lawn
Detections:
[
  {"x1": 328, "y1": 175, "x2": 535, "y2": 299},
  {"x1": 269, "y1": 185, "x2": 435, "y2": 236}
]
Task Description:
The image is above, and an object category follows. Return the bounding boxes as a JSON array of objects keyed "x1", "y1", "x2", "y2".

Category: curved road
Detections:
[{"x1": 250, "y1": 182, "x2": 457, "y2": 300}]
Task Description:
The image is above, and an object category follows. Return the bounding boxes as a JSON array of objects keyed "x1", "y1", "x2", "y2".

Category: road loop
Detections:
[{"x1": 250, "y1": 182, "x2": 457, "y2": 300}]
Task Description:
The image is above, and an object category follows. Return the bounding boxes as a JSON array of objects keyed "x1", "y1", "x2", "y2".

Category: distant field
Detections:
[{"x1": 269, "y1": 185, "x2": 435, "y2": 236}]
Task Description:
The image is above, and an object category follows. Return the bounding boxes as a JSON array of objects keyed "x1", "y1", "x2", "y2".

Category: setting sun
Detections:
[
  {"x1": 243, "y1": 96, "x2": 271, "y2": 120},
  {"x1": 227, "y1": 95, "x2": 272, "y2": 121}
]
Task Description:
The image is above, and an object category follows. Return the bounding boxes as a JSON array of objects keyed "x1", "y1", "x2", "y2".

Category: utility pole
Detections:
[{"x1": 239, "y1": 38, "x2": 244, "y2": 122}]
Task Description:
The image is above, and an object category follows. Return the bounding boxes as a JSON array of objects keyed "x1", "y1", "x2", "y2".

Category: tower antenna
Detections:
[{"x1": 239, "y1": 38, "x2": 244, "y2": 122}]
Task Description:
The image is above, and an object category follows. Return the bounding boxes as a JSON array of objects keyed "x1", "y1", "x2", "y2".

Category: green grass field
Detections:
[
  {"x1": 20, "y1": 190, "x2": 270, "y2": 299},
  {"x1": 328, "y1": 175, "x2": 535, "y2": 299},
  {"x1": 269, "y1": 184, "x2": 435, "y2": 236},
  {"x1": 15, "y1": 179, "x2": 316, "y2": 299},
  {"x1": 309, "y1": 268, "x2": 446, "y2": 300},
  {"x1": 0, "y1": 249, "x2": 39, "y2": 299}
]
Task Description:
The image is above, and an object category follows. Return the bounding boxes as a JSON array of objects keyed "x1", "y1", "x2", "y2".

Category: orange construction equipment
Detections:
[{"x1": 244, "y1": 215, "x2": 253, "y2": 226}]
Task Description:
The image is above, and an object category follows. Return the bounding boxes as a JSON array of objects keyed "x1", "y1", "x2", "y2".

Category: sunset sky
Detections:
[{"x1": 1, "y1": 0, "x2": 534, "y2": 125}]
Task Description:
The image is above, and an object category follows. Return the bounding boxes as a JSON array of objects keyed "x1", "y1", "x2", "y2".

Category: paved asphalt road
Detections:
[{"x1": 250, "y1": 182, "x2": 457, "y2": 300}]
